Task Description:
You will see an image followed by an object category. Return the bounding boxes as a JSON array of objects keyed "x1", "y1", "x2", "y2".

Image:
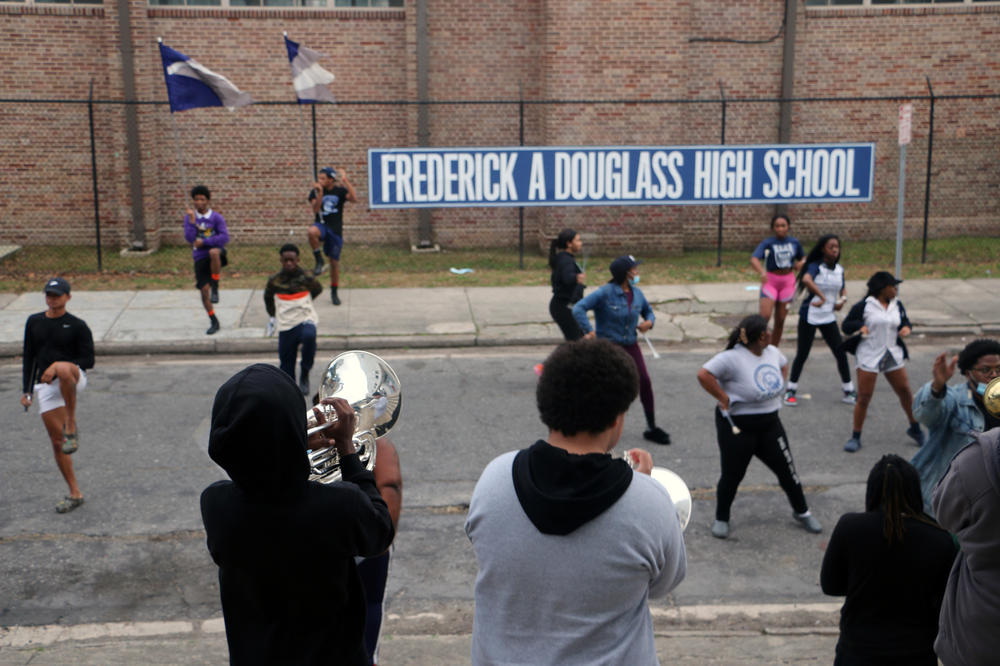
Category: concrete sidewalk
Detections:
[
  {"x1": 2, "y1": 278, "x2": 998, "y2": 357},
  {"x1": 0, "y1": 616, "x2": 840, "y2": 665}
]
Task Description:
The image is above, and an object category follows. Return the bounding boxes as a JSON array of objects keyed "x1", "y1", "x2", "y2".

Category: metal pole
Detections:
[
  {"x1": 921, "y1": 77, "x2": 935, "y2": 264},
  {"x1": 895, "y1": 143, "x2": 907, "y2": 281},
  {"x1": 518, "y1": 80, "x2": 524, "y2": 270},
  {"x1": 311, "y1": 104, "x2": 318, "y2": 179},
  {"x1": 716, "y1": 81, "x2": 726, "y2": 267},
  {"x1": 88, "y1": 80, "x2": 103, "y2": 271}
]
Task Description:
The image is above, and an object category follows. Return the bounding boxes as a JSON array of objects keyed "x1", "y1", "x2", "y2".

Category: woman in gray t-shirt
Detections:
[{"x1": 696, "y1": 315, "x2": 822, "y2": 540}]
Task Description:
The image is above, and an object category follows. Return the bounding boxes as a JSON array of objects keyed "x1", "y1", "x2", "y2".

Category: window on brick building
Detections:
[
  {"x1": 808, "y1": 0, "x2": 996, "y2": 5},
  {"x1": 8, "y1": 0, "x2": 104, "y2": 5},
  {"x1": 147, "y1": 0, "x2": 402, "y2": 6}
]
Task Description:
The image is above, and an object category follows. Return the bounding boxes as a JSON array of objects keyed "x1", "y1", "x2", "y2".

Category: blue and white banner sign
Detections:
[{"x1": 368, "y1": 143, "x2": 874, "y2": 209}]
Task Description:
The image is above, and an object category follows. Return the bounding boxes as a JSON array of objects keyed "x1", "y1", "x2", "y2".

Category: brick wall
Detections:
[{"x1": 0, "y1": 0, "x2": 997, "y2": 254}]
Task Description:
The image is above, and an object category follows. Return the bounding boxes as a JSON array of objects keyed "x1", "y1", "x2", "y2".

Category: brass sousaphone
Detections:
[
  {"x1": 984, "y1": 376, "x2": 1000, "y2": 419},
  {"x1": 305, "y1": 350, "x2": 402, "y2": 484}
]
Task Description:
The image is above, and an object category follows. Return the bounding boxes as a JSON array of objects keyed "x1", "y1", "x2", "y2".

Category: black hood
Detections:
[
  {"x1": 208, "y1": 364, "x2": 309, "y2": 497},
  {"x1": 512, "y1": 440, "x2": 632, "y2": 535}
]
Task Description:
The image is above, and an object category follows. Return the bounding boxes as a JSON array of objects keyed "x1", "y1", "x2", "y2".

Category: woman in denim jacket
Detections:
[
  {"x1": 572, "y1": 255, "x2": 671, "y2": 445},
  {"x1": 911, "y1": 338, "x2": 1000, "y2": 515}
]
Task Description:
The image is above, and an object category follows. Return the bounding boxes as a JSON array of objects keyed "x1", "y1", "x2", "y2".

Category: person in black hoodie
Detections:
[
  {"x1": 821, "y1": 454, "x2": 956, "y2": 666},
  {"x1": 201, "y1": 364, "x2": 394, "y2": 666},
  {"x1": 548, "y1": 228, "x2": 586, "y2": 341}
]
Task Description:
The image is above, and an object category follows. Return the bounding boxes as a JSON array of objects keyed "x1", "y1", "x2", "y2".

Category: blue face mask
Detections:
[
  {"x1": 629, "y1": 275, "x2": 640, "y2": 286},
  {"x1": 976, "y1": 382, "x2": 988, "y2": 396}
]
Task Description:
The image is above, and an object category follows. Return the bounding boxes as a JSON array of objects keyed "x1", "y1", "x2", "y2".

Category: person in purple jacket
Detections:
[{"x1": 183, "y1": 185, "x2": 230, "y2": 335}]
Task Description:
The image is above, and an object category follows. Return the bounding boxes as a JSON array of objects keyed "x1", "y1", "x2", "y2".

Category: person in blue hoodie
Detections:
[
  {"x1": 910, "y1": 338, "x2": 1000, "y2": 514},
  {"x1": 572, "y1": 255, "x2": 671, "y2": 445}
]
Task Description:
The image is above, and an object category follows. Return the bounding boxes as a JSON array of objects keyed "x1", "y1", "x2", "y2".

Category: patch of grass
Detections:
[{"x1": 0, "y1": 236, "x2": 996, "y2": 292}]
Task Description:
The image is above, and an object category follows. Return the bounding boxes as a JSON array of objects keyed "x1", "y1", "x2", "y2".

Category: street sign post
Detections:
[{"x1": 896, "y1": 103, "x2": 913, "y2": 282}]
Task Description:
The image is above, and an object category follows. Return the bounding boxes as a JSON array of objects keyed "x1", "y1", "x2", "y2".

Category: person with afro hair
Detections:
[
  {"x1": 911, "y1": 338, "x2": 1000, "y2": 514},
  {"x1": 465, "y1": 338, "x2": 686, "y2": 665}
]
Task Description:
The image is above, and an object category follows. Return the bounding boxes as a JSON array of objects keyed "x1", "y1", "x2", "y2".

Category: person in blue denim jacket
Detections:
[
  {"x1": 911, "y1": 338, "x2": 1000, "y2": 514},
  {"x1": 572, "y1": 255, "x2": 671, "y2": 445}
]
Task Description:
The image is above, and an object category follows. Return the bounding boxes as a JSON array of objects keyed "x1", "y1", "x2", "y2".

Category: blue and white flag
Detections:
[
  {"x1": 158, "y1": 40, "x2": 253, "y2": 112},
  {"x1": 284, "y1": 34, "x2": 336, "y2": 104}
]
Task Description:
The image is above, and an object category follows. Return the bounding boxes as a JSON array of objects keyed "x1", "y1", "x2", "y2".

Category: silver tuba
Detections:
[
  {"x1": 622, "y1": 454, "x2": 692, "y2": 531},
  {"x1": 650, "y1": 466, "x2": 693, "y2": 532},
  {"x1": 305, "y1": 350, "x2": 402, "y2": 484}
]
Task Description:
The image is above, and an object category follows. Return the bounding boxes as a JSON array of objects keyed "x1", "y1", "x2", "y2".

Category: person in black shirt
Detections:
[
  {"x1": 20, "y1": 277, "x2": 95, "y2": 514},
  {"x1": 307, "y1": 166, "x2": 357, "y2": 306},
  {"x1": 548, "y1": 228, "x2": 586, "y2": 341},
  {"x1": 821, "y1": 454, "x2": 956, "y2": 665},
  {"x1": 201, "y1": 364, "x2": 394, "y2": 665}
]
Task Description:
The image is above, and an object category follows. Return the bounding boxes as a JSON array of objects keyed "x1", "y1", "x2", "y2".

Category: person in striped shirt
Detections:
[{"x1": 264, "y1": 244, "x2": 323, "y2": 395}]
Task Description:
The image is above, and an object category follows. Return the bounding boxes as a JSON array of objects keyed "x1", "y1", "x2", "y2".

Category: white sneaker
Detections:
[{"x1": 841, "y1": 390, "x2": 857, "y2": 405}]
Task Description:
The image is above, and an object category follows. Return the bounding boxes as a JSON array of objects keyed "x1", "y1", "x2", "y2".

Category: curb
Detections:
[{"x1": 0, "y1": 325, "x2": 986, "y2": 360}]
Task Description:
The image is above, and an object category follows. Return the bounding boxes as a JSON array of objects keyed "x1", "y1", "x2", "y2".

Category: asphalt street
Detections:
[{"x1": 1, "y1": 341, "x2": 957, "y2": 660}]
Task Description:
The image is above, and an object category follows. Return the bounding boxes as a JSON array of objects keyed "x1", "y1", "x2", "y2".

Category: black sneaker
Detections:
[
  {"x1": 298, "y1": 377, "x2": 310, "y2": 396},
  {"x1": 206, "y1": 318, "x2": 220, "y2": 335},
  {"x1": 906, "y1": 422, "x2": 925, "y2": 447},
  {"x1": 643, "y1": 427, "x2": 671, "y2": 445},
  {"x1": 331, "y1": 290, "x2": 341, "y2": 306},
  {"x1": 314, "y1": 256, "x2": 326, "y2": 276},
  {"x1": 210, "y1": 283, "x2": 219, "y2": 304}
]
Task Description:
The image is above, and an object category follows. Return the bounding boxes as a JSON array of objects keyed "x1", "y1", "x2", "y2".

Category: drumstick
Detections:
[
  {"x1": 720, "y1": 408, "x2": 741, "y2": 435},
  {"x1": 642, "y1": 333, "x2": 661, "y2": 359}
]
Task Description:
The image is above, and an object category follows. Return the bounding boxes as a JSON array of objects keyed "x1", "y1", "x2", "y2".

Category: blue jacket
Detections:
[
  {"x1": 572, "y1": 282, "x2": 653, "y2": 346},
  {"x1": 910, "y1": 381, "x2": 984, "y2": 515}
]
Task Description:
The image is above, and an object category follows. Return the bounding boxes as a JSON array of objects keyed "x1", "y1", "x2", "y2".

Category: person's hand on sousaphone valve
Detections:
[{"x1": 307, "y1": 397, "x2": 357, "y2": 455}]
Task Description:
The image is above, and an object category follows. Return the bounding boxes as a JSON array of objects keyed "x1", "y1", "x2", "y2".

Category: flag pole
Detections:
[{"x1": 285, "y1": 32, "x2": 318, "y2": 184}]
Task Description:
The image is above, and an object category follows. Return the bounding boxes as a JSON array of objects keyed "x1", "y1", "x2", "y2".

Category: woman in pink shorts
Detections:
[{"x1": 750, "y1": 214, "x2": 805, "y2": 346}]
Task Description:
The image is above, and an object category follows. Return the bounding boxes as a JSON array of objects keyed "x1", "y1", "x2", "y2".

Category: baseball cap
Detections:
[
  {"x1": 43, "y1": 277, "x2": 71, "y2": 296},
  {"x1": 319, "y1": 166, "x2": 338, "y2": 179},
  {"x1": 866, "y1": 271, "x2": 902, "y2": 294},
  {"x1": 609, "y1": 255, "x2": 641, "y2": 283}
]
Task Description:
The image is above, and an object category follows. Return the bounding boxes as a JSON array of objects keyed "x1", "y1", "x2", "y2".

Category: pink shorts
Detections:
[{"x1": 761, "y1": 271, "x2": 796, "y2": 303}]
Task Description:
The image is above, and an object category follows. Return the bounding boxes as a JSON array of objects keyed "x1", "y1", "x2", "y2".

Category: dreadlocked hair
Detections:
[{"x1": 865, "y1": 454, "x2": 943, "y2": 544}]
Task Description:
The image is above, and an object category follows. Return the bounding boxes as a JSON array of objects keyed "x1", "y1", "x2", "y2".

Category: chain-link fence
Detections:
[{"x1": 0, "y1": 92, "x2": 997, "y2": 283}]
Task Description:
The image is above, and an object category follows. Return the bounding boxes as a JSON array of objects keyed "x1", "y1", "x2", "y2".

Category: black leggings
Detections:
[
  {"x1": 549, "y1": 297, "x2": 583, "y2": 341},
  {"x1": 789, "y1": 318, "x2": 851, "y2": 384},
  {"x1": 714, "y1": 409, "x2": 808, "y2": 522}
]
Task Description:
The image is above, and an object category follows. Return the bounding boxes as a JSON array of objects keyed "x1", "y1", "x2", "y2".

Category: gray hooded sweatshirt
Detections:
[
  {"x1": 933, "y1": 428, "x2": 1000, "y2": 666},
  {"x1": 465, "y1": 441, "x2": 686, "y2": 666}
]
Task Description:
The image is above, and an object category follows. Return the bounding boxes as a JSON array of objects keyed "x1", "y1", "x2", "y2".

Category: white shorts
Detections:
[
  {"x1": 857, "y1": 352, "x2": 904, "y2": 375},
  {"x1": 33, "y1": 370, "x2": 87, "y2": 414}
]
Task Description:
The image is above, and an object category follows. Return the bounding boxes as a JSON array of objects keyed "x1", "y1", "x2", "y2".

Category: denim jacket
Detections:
[
  {"x1": 910, "y1": 380, "x2": 984, "y2": 515},
  {"x1": 571, "y1": 282, "x2": 653, "y2": 346}
]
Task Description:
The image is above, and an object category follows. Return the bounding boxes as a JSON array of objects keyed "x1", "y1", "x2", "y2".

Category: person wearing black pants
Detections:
[
  {"x1": 697, "y1": 314, "x2": 821, "y2": 539},
  {"x1": 548, "y1": 228, "x2": 586, "y2": 341},
  {"x1": 785, "y1": 235, "x2": 855, "y2": 407}
]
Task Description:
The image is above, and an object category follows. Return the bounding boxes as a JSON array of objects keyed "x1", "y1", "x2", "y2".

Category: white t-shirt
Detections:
[
  {"x1": 802, "y1": 261, "x2": 845, "y2": 326},
  {"x1": 702, "y1": 344, "x2": 788, "y2": 415},
  {"x1": 856, "y1": 296, "x2": 905, "y2": 368}
]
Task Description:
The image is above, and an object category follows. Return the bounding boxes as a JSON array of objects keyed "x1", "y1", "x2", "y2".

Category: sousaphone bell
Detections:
[
  {"x1": 305, "y1": 350, "x2": 402, "y2": 484},
  {"x1": 983, "y1": 376, "x2": 1000, "y2": 419}
]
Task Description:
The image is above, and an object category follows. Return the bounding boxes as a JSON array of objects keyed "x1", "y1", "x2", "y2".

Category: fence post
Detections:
[
  {"x1": 88, "y1": 81, "x2": 103, "y2": 271},
  {"x1": 716, "y1": 81, "x2": 726, "y2": 267},
  {"x1": 311, "y1": 104, "x2": 318, "y2": 179},
  {"x1": 921, "y1": 77, "x2": 935, "y2": 264},
  {"x1": 518, "y1": 81, "x2": 525, "y2": 269}
]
